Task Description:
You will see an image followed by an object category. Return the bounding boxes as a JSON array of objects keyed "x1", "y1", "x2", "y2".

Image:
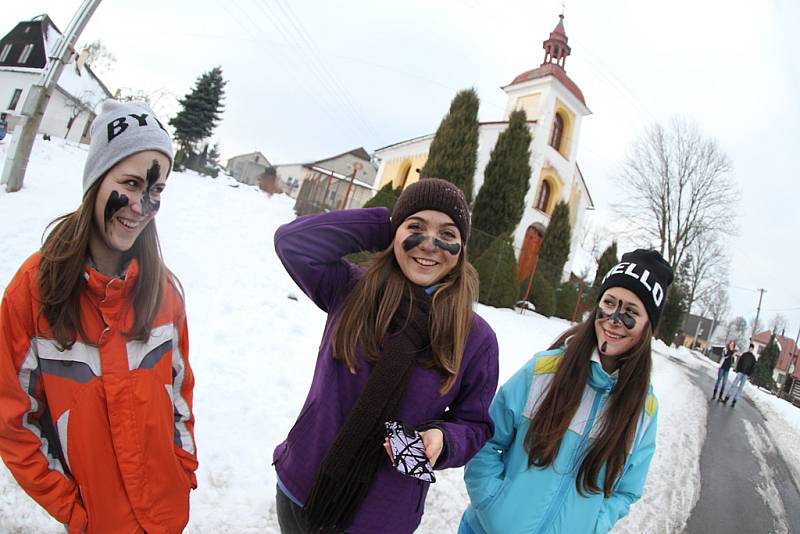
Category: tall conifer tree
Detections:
[
  {"x1": 751, "y1": 336, "x2": 778, "y2": 390},
  {"x1": 536, "y1": 201, "x2": 572, "y2": 288},
  {"x1": 473, "y1": 234, "x2": 518, "y2": 309},
  {"x1": 470, "y1": 109, "x2": 532, "y2": 260},
  {"x1": 170, "y1": 66, "x2": 227, "y2": 157},
  {"x1": 420, "y1": 88, "x2": 480, "y2": 202}
]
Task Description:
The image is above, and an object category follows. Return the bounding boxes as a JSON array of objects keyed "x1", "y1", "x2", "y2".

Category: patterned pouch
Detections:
[{"x1": 384, "y1": 421, "x2": 436, "y2": 483}]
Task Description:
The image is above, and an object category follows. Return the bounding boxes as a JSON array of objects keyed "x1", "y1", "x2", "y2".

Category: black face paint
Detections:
[
  {"x1": 596, "y1": 299, "x2": 637, "y2": 330},
  {"x1": 402, "y1": 234, "x2": 426, "y2": 251},
  {"x1": 433, "y1": 238, "x2": 461, "y2": 256},
  {"x1": 104, "y1": 190, "x2": 129, "y2": 230},
  {"x1": 402, "y1": 233, "x2": 461, "y2": 256},
  {"x1": 141, "y1": 159, "x2": 162, "y2": 215},
  {"x1": 600, "y1": 341, "x2": 608, "y2": 353}
]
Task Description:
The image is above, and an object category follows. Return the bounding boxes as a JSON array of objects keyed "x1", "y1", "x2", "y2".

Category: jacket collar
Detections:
[
  {"x1": 589, "y1": 348, "x2": 618, "y2": 392},
  {"x1": 83, "y1": 257, "x2": 140, "y2": 302}
]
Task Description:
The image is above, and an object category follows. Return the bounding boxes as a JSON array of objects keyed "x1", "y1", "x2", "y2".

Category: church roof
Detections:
[{"x1": 505, "y1": 63, "x2": 586, "y2": 105}]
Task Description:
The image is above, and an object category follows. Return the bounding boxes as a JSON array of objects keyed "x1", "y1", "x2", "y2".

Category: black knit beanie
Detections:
[
  {"x1": 390, "y1": 178, "x2": 471, "y2": 242},
  {"x1": 597, "y1": 249, "x2": 674, "y2": 328}
]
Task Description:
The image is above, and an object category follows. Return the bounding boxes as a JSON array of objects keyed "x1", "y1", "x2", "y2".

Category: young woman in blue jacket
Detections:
[{"x1": 460, "y1": 249, "x2": 674, "y2": 534}]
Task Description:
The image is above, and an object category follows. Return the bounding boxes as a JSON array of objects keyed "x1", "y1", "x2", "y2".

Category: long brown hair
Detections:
[
  {"x1": 524, "y1": 309, "x2": 653, "y2": 497},
  {"x1": 38, "y1": 181, "x2": 179, "y2": 350},
  {"x1": 331, "y1": 244, "x2": 478, "y2": 395}
]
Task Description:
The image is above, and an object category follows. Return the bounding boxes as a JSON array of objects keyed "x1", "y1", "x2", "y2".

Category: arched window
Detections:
[
  {"x1": 535, "y1": 180, "x2": 551, "y2": 212},
  {"x1": 549, "y1": 113, "x2": 564, "y2": 152}
]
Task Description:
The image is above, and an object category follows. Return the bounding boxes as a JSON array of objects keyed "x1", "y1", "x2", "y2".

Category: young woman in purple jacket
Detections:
[{"x1": 272, "y1": 178, "x2": 499, "y2": 533}]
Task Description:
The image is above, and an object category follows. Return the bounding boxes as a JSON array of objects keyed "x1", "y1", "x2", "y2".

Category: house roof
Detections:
[
  {"x1": 503, "y1": 63, "x2": 587, "y2": 107},
  {"x1": 374, "y1": 120, "x2": 537, "y2": 154},
  {"x1": 227, "y1": 151, "x2": 270, "y2": 164},
  {"x1": 0, "y1": 15, "x2": 112, "y2": 112},
  {"x1": 753, "y1": 331, "x2": 796, "y2": 353},
  {"x1": 313, "y1": 146, "x2": 372, "y2": 166},
  {"x1": 575, "y1": 163, "x2": 594, "y2": 209}
]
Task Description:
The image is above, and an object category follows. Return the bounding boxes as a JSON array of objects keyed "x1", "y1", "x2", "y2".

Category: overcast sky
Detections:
[{"x1": 6, "y1": 0, "x2": 799, "y2": 338}]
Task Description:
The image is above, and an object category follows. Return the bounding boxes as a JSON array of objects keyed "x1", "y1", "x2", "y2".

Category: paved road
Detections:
[{"x1": 677, "y1": 358, "x2": 800, "y2": 534}]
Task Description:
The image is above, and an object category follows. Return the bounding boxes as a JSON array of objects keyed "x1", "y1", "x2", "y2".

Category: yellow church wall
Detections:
[
  {"x1": 515, "y1": 93, "x2": 542, "y2": 120},
  {"x1": 380, "y1": 154, "x2": 429, "y2": 189},
  {"x1": 552, "y1": 98, "x2": 577, "y2": 160}
]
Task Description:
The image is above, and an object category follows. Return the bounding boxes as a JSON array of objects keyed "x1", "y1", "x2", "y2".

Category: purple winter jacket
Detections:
[{"x1": 272, "y1": 207, "x2": 499, "y2": 533}]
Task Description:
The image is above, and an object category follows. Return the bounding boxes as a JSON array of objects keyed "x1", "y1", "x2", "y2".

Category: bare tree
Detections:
[
  {"x1": 614, "y1": 117, "x2": 738, "y2": 270},
  {"x1": 685, "y1": 234, "x2": 729, "y2": 313},
  {"x1": 80, "y1": 39, "x2": 116, "y2": 74},
  {"x1": 726, "y1": 316, "x2": 748, "y2": 351},
  {"x1": 64, "y1": 90, "x2": 97, "y2": 140},
  {"x1": 114, "y1": 87, "x2": 177, "y2": 120},
  {"x1": 699, "y1": 284, "x2": 730, "y2": 344},
  {"x1": 770, "y1": 313, "x2": 789, "y2": 336}
]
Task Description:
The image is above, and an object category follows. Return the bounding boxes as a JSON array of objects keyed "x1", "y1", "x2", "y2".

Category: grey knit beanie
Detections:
[{"x1": 82, "y1": 100, "x2": 174, "y2": 195}]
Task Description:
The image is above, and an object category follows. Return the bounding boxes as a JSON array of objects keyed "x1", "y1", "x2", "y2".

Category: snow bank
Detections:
[{"x1": 0, "y1": 138, "x2": 709, "y2": 533}]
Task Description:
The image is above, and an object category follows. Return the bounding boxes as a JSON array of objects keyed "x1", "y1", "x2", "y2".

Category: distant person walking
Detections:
[
  {"x1": 0, "y1": 113, "x2": 8, "y2": 141},
  {"x1": 712, "y1": 340, "x2": 736, "y2": 400},
  {"x1": 723, "y1": 343, "x2": 757, "y2": 407}
]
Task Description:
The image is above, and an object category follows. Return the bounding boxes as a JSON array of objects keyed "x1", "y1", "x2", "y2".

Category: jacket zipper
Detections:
[{"x1": 535, "y1": 388, "x2": 607, "y2": 534}]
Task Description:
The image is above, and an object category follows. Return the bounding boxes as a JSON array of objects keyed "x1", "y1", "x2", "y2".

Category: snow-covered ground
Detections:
[{"x1": 0, "y1": 137, "x2": 796, "y2": 532}]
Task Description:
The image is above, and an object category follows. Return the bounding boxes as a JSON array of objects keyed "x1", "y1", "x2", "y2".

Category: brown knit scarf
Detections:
[{"x1": 303, "y1": 283, "x2": 432, "y2": 532}]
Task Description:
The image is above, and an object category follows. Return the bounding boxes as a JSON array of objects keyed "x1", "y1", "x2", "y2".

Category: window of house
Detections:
[
  {"x1": 18, "y1": 44, "x2": 34, "y2": 64},
  {"x1": 8, "y1": 89, "x2": 22, "y2": 110},
  {"x1": 535, "y1": 181, "x2": 551, "y2": 212},
  {"x1": 549, "y1": 113, "x2": 564, "y2": 152},
  {"x1": 0, "y1": 44, "x2": 12, "y2": 62}
]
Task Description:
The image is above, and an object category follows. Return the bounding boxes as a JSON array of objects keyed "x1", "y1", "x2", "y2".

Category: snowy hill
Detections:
[{"x1": 1, "y1": 137, "x2": 797, "y2": 533}]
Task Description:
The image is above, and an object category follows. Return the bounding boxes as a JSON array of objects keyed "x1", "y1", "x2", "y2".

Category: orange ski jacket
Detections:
[{"x1": 0, "y1": 253, "x2": 197, "y2": 533}]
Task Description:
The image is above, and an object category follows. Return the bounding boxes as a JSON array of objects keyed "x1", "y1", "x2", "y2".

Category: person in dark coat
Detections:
[
  {"x1": 723, "y1": 343, "x2": 757, "y2": 406},
  {"x1": 713, "y1": 340, "x2": 736, "y2": 400}
]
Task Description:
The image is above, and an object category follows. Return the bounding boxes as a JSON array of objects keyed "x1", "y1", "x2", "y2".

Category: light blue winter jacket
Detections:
[{"x1": 462, "y1": 347, "x2": 658, "y2": 534}]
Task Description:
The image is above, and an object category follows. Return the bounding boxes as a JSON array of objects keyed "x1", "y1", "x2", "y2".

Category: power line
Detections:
[
  {"x1": 250, "y1": 0, "x2": 377, "y2": 141},
  {"x1": 218, "y1": 3, "x2": 360, "y2": 140},
  {"x1": 271, "y1": 0, "x2": 380, "y2": 139}
]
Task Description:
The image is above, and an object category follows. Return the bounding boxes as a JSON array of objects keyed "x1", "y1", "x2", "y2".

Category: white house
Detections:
[
  {"x1": 226, "y1": 151, "x2": 272, "y2": 186},
  {"x1": 373, "y1": 14, "x2": 594, "y2": 282},
  {"x1": 0, "y1": 14, "x2": 112, "y2": 144}
]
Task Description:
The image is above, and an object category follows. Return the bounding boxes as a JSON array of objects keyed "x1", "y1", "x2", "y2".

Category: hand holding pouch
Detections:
[{"x1": 384, "y1": 421, "x2": 436, "y2": 483}]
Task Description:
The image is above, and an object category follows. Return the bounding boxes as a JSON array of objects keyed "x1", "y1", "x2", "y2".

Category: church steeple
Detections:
[{"x1": 541, "y1": 14, "x2": 571, "y2": 69}]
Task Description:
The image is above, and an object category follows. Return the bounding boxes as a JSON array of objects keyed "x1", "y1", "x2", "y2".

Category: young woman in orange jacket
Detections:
[{"x1": 0, "y1": 100, "x2": 196, "y2": 534}]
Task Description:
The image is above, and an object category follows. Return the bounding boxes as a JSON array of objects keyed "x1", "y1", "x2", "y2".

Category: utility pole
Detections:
[
  {"x1": 342, "y1": 162, "x2": 363, "y2": 209},
  {"x1": 751, "y1": 288, "x2": 767, "y2": 339},
  {"x1": 2, "y1": 0, "x2": 102, "y2": 192}
]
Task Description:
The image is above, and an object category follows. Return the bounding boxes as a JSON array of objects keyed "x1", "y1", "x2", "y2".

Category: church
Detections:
[{"x1": 372, "y1": 14, "x2": 594, "y2": 282}]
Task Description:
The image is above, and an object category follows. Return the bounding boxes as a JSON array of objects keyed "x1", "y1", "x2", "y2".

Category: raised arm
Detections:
[{"x1": 274, "y1": 207, "x2": 392, "y2": 312}]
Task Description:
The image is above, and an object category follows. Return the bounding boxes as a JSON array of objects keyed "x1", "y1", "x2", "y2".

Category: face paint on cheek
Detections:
[
  {"x1": 600, "y1": 341, "x2": 608, "y2": 353},
  {"x1": 433, "y1": 238, "x2": 461, "y2": 256},
  {"x1": 402, "y1": 234, "x2": 426, "y2": 251},
  {"x1": 104, "y1": 191, "x2": 129, "y2": 230},
  {"x1": 141, "y1": 159, "x2": 162, "y2": 215}
]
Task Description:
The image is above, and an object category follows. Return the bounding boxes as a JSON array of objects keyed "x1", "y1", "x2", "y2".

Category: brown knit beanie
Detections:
[{"x1": 390, "y1": 178, "x2": 471, "y2": 242}]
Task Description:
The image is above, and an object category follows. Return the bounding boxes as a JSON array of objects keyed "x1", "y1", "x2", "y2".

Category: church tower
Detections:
[{"x1": 500, "y1": 14, "x2": 593, "y2": 283}]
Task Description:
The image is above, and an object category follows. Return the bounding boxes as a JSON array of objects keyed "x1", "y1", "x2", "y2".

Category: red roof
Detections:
[
  {"x1": 753, "y1": 331, "x2": 798, "y2": 372},
  {"x1": 506, "y1": 63, "x2": 586, "y2": 106}
]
